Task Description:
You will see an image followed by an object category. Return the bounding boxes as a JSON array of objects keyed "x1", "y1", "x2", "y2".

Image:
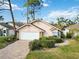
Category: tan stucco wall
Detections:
[
  {"x1": 18, "y1": 25, "x2": 43, "y2": 39},
  {"x1": 19, "y1": 25, "x2": 42, "y2": 32}
]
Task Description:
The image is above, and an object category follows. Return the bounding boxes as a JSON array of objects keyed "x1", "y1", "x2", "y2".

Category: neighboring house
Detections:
[
  {"x1": 0, "y1": 22, "x2": 24, "y2": 36},
  {"x1": 7, "y1": 22, "x2": 24, "y2": 28},
  {"x1": 66, "y1": 24, "x2": 79, "y2": 36},
  {"x1": 61, "y1": 26, "x2": 69, "y2": 36},
  {"x1": 0, "y1": 23, "x2": 14, "y2": 36},
  {"x1": 17, "y1": 20, "x2": 60, "y2": 40},
  {"x1": 62, "y1": 28, "x2": 69, "y2": 36}
]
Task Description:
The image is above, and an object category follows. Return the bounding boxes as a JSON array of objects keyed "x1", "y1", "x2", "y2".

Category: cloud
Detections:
[
  {"x1": 42, "y1": 0, "x2": 49, "y2": 7},
  {"x1": 0, "y1": 2, "x2": 21, "y2": 10},
  {"x1": 47, "y1": 6, "x2": 79, "y2": 19},
  {"x1": 42, "y1": 0, "x2": 46, "y2": 2},
  {"x1": 43, "y1": 3, "x2": 48, "y2": 7}
]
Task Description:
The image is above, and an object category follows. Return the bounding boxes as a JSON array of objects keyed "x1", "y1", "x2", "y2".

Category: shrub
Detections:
[
  {"x1": 29, "y1": 40, "x2": 55, "y2": 50},
  {"x1": 5, "y1": 36, "x2": 15, "y2": 42},
  {"x1": 29, "y1": 40, "x2": 42, "y2": 50},
  {"x1": 39, "y1": 36, "x2": 48, "y2": 40},
  {"x1": 40, "y1": 40, "x2": 55, "y2": 48},
  {"x1": 0, "y1": 36, "x2": 16, "y2": 43},
  {"x1": 66, "y1": 32, "x2": 73, "y2": 39},
  {"x1": 0, "y1": 36, "x2": 17, "y2": 49},
  {"x1": 40, "y1": 36, "x2": 63, "y2": 43},
  {"x1": 48, "y1": 36, "x2": 63, "y2": 43},
  {"x1": 60, "y1": 32, "x2": 65, "y2": 38},
  {"x1": 75, "y1": 35, "x2": 79, "y2": 41}
]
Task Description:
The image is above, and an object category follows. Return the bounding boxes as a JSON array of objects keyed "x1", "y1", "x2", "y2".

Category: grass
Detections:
[
  {"x1": 26, "y1": 40, "x2": 79, "y2": 59},
  {"x1": 0, "y1": 36, "x2": 16, "y2": 49},
  {"x1": 0, "y1": 37, "x2": 7, "y2": 49}
]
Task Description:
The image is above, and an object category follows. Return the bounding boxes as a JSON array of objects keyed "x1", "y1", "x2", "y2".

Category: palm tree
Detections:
[{"x1": 8, "y1": 0, "x2": 16, "y2": 38}]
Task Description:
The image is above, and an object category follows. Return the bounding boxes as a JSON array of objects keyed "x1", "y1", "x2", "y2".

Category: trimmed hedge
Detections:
[{"x1": 29, "y1": 40, "x2": 55, "y2": 50}]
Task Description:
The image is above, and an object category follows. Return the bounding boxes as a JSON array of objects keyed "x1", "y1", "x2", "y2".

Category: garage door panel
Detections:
[{"x1": 19, "y1": 32, "x2": 39, "y2": 40}]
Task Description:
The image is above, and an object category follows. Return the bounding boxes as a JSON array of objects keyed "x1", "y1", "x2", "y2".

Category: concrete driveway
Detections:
[{"x1": 0, "y1": 40, "x2": 30, "y2": 59}]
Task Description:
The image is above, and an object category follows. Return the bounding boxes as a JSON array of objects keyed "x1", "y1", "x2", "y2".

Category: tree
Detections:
[
  {"x1": 24, "y1": 0, "x2": 43, "y2": 23},
  {"x1": 8, "y1": 0, "x2": 16, "y2": 39},
  {"x1": 56, "y1": 17, "x2": 76, "y2": 30},
  {"x1": 75, "y1": 15, "x2": 79, "y2": 24},
  {"x1": 56, "y1": 17, "x2": 66, "y2": 30}
]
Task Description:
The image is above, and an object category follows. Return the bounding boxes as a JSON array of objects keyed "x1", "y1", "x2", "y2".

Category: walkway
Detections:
[{"x1": 0, "y1": 40, "x2": 30, "y2": 59}]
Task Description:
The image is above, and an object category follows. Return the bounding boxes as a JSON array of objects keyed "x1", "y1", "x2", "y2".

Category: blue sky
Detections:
[{"x1": 0, "y1": 0, "x2": 79, "y2": 23}]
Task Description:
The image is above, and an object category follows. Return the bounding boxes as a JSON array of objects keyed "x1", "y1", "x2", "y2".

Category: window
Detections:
[
  {"x1": 52, "y1": 30, "x2": 58, "y2": 36},
  {"x1": 3, "y1": 30, "x2": 6, "y2": 33}
]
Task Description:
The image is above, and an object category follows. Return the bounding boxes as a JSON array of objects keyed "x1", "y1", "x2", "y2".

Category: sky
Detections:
[{"x1": 0, "y1": 0, "x2": 79, "y2": 23}]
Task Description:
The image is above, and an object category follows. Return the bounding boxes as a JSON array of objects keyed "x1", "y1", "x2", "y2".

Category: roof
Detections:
[
  {"x1": 51, "y1": 27, "x2": 60, "y2": 31},
  {"x1": 0, "y1": 23, "x2": 14, "y2": 29},
  {"x1": 31, "y1": 24, "x2": 45, "y2": 32},
  {"x1": 7, "y1": 22, "x2": 24, "y2": 27},
  {"x1": 66, "y1": 24, "x2": 79, "y2": 30},
  {"x1": 17, "y1": 20, "x2": 60, "y2": 31},
  {"x1": 17, "y1": 23, "x2": 45, "y2": 32},
  {"x1": 14, "y1": 22, "x2": 24, "y2": 27},
  {"x1": 31, "y1": 20, "x2": 60, "y2": 31},
  {"x1": 30, "y1": 20, "x2": 53, "y2": 27}
]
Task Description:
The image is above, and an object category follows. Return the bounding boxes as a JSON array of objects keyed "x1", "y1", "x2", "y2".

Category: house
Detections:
[
  {"x1": 7, "y1": 22, "x2": 24, "y2": 28},
  {"x1": 61, "y1": 26, "x2": 69, "y2": 36},
  {"x1": 0, "y1": 22, "x2": 24, "y2": 36},
  {"x1": 17, "y1": 20, "x2": 60, "y2": 40},
  {"x1": 0, "y1": 23, "x2": 14, "y2": 36},
  {"x1": 52, "y1": 24, "x2": 69, "y2": 36},
  {"x1": 66, "y1": 24, "x2": 79, "y2": 36}
]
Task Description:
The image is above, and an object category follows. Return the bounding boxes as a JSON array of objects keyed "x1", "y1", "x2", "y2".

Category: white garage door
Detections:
[{"x1": 19, "y1": 32, "x2": 39, "y2": 40}]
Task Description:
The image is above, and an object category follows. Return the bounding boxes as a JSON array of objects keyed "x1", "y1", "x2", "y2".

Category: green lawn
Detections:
[
  {"x1": 26, "y1": 40, "x2": 79, "y2": 59},
  {"x1": 0, "y1": 36, "x2": 16, "y2": 49}
]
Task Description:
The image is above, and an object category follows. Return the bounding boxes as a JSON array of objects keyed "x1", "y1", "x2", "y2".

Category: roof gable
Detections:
[
  {"x1": 17, "y1": 24, "x2": 45, "y2": 32},
  {"x1": 17, "y1": 20, "x2": 60, "y2": 31},
  {"x1": 31, "y1": 20, "x2": 60, "y2": 31},
  {"x1": 31, "y1": 20, "x2": 53, "y2": 27}
]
